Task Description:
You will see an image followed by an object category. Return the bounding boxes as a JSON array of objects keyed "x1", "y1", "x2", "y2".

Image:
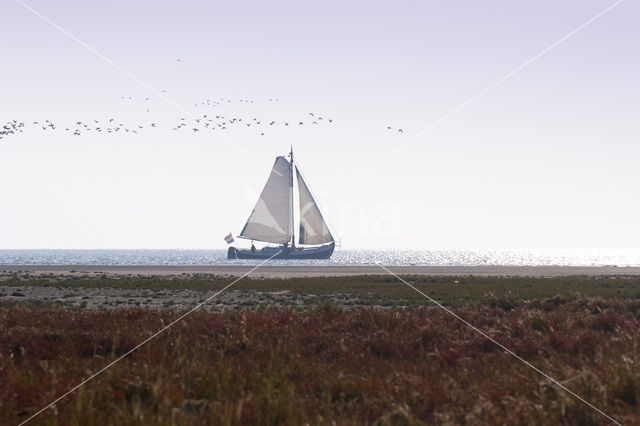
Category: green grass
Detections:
[{"x1": 3, "y1": 274, "x2": 640, "y2": 307}]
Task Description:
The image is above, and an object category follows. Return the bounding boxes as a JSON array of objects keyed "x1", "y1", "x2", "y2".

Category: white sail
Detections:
[
  {"x1": 240, "y1": 156, "x2": 293, "y2": 244},
  {"x1": 296, "y1": 166, "x2": 333, "y2": 245}
]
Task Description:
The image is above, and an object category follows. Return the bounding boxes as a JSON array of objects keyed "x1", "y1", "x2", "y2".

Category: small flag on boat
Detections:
[{"x1": 224, "y1": 233, "x2": 234, "y2": 244}]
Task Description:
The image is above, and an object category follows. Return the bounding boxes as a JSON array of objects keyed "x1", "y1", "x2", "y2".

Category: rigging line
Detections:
[
  {"x1": 376, "y1": 264, "x2": 622, "y2": 425},
  {"x1": 19, "y1": 251, "x2": 283, "y2": 425},
  {"x1": 13, "y1": 0, "x2": 279, "y2": 175}
]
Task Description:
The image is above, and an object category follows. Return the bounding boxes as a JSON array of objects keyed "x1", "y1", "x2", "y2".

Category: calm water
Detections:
[{"x1": 0, "y1": 249, "x2": 639, "y2": 266}]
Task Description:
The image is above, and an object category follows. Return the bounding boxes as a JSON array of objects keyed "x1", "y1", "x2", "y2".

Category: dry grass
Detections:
[{"x1": 2, "y1": 296, "x2": 640, "y2": 425}]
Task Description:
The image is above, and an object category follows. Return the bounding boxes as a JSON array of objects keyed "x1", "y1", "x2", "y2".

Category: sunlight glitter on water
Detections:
[{"x1": 1, "y1": 249, "x2": 639, "y2": 266}]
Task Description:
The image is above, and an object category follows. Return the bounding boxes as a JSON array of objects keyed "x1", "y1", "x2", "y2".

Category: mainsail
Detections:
[
  {"x1": 296, "y1": 166, "x2": 333, "y2": 245},
  {"x1": 240, "y1": 156, "x2": 293, "y2": 244}
]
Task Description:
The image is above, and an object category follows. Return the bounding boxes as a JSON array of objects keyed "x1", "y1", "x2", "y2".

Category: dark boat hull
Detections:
[{"x1": 228, "y1": 242, "x2": 335, "y2": 260}]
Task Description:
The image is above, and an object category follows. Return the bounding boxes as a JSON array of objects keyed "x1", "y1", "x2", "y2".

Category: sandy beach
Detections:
[{"x1": 2, "y1": 264, "x2": 640, "y2": 278}]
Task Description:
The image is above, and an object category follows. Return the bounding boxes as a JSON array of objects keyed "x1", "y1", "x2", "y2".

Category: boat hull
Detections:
[{"x1": 228, "y1": 242, "x2": 335, "y2": 260}]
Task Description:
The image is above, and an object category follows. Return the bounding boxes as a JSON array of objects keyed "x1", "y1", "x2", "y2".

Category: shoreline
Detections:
[{"x1": 2, "y1": 264, "x2": 640, "y2": 278}]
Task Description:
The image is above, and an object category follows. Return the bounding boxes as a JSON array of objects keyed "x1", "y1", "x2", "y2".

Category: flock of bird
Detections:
[
  {"x1": 1, "y1": 120, "x2": 24, "y2": 140},
  {"x1": 2, "y1": 118, "x2": 152, "y2": 138},
  {"x1": 1, "y1": 57, "x2": 409, "y2": 144},
  {"x1": 170, "y1": 108, "x2": 335, "y2": 137},
  {"x1": 2, "y1": 94, "x2": 405, "y2": 142},
  {"x1": 1, "y1": 96, "x2": 336, "y2": 141}
]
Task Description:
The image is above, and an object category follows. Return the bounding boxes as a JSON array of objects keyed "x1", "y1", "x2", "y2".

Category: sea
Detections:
[{"x1": 1, "y1": 249, "x2": 639, "y2": 267}]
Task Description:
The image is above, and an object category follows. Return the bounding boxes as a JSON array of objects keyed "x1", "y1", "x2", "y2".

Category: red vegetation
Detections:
[{"x1": 1, "y1": 298, "x2": 640, "y2": 425}]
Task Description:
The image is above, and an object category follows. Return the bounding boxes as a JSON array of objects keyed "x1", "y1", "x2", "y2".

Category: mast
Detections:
[{"x1": 289, "y1": 146, "x2": 295, "y2": 248}]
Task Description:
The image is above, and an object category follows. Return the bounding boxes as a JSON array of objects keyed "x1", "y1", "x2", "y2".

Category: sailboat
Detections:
[{"x1": 227, "y1": 147, "x2": 335, "y2": 259}]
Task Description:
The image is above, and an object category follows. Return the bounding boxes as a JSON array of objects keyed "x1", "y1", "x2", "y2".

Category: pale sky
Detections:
[{"x1": 1, "y1": 0, "x2": 638, "y2": 249}]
